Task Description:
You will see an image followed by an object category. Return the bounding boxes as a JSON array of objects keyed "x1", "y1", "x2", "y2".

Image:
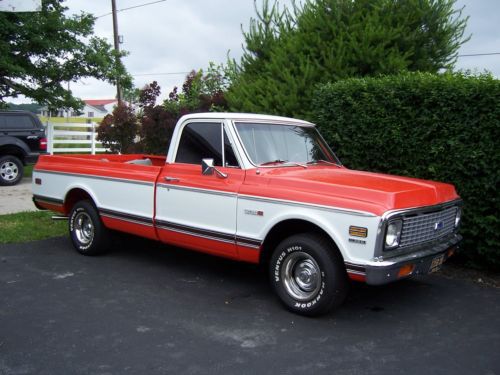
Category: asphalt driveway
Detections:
[{"x1": 1, "y1": 236, "x2": 499, "y2": 375}]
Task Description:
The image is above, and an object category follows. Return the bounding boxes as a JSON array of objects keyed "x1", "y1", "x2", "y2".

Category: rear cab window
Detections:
[{"x1": 0, "y1": 114, "x2": 37, "y2": 130}]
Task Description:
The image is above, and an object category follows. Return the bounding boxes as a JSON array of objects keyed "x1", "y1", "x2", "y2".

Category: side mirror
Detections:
[
  {"x1": 202, "y1": 158, "x2": 215, "y2": 176},
  {"x1": 201, "y1": 158, "x2": 228, "y2": 178}
]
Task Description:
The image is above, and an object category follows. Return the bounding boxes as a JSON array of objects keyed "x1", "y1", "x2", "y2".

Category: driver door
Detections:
[{"x1": 155, "y1": 121, "x2": 244, "y2": 257}]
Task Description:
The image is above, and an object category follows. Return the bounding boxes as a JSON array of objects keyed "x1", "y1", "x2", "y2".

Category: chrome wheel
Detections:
[
  {"x1": 0, "y1": 161, "x2": 19, "y2": 182},
  {"x1": 73, "y1": 212, "x2": 94, "y2": 245},
  {"x1": 281, "y1": 251, "x2": 322, "y2": 301}
]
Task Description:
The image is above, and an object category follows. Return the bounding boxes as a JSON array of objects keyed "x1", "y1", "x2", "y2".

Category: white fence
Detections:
[{"x1": 46, "y1": 122, "x2": 109, "y2": 154}]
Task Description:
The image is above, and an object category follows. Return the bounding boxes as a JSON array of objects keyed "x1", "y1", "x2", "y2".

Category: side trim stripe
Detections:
[
  {"x1": 99, "y1": 208, "x2": 154, "y2": 227},
  {"x1": 35, "y1": 171, "x2": 374, "y2": 216},
  {"x1": 156, "y1": 219, "x2": 262, "y2": 249},
  {"x1": 33, "y1": 194, "x2": 64, "y2": 205},
  {"x1": 95, "y1": 208, "x2": 262, "y2": 249},
  {"x1": 239, "y1": 194, "x2": 375, "y2": 217},
  {"x1": 35, "y1": 169, "x2": 154, "y2": 186},
  {"x1": 157, "y1": 183, "x2": 237, "y2": 198}
]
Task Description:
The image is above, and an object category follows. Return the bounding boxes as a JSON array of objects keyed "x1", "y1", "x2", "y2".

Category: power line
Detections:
[
  {"x1": 96, "y1": 0, "x2": 167, "y2": 18},
  {"x1": 458, "y1": 52, "x2": 500, "y2": 57},
  {"x1": 132, "y1": 71, "x2": 191, "y2": 77}
]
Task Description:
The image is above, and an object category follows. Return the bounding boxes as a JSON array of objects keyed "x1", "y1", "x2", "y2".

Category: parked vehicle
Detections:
[
  {"x1": 0, "y1": 110, "x2": 47, "y2": 185},
  {"x1": 32, "y1": 113, "x2": 462, "y2": 316}
]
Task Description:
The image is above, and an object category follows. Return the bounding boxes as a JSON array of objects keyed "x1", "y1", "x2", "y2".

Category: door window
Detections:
[{"x1": 176, "y1": 122, "x2": 239, "y2": 167}]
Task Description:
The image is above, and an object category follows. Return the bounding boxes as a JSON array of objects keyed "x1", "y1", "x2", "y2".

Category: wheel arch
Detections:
[
  {"x1": 259, "y1": 218, "x2": 344, "y2": 267},
  {"x1": 0, "y1": 144, "x2": 26, "y2": 163},
  {"x1": 63, "y1": 187, "x2": 99, "y2": 215}
]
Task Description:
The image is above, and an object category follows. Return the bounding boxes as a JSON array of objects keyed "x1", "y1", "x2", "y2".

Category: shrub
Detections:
[
  {"x1": 313, "y1": 72, "x2": 500, "y2": 269},
  {"x1": 139, "y1": 64, "x2": 230, "y2": 154},
  {"x1": 97, "y1": 103, "x2": 138, "y2": 153}
]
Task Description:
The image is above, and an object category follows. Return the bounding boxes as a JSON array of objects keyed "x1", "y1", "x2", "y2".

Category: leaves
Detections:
[
  {"x1": 97, "y1": 103, "x2": 138, "y2": 154},
  {"x1": 0, "y1": 0, "x2": 131, "y2": 109},
  {"x1": 227, "y1": 0, "x2": 469, "y2": 119},
  {"x1": 138, "y1": 64, "x2": 232, "y2": 154},
  {"x1": 312, "y1": 72, "x2": 500, "y2": 269}
]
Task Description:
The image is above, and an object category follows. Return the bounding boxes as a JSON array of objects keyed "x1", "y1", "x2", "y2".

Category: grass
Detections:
[
  {"x1": 24, "y1": 164, "x2": 34, "y2": 178},
  {"x1": 0, "y1": 211, "x2": 67, "y2": 244}
]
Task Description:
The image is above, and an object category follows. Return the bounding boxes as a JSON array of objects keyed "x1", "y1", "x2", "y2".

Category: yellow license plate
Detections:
[{"x1": 429, "y1": 254, "x2": 445, "y2": 273}]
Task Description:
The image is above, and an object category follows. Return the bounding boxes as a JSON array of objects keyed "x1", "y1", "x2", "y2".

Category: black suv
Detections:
[{"x1": 0, "y1": 110, "x2": 47, "y2": 186}]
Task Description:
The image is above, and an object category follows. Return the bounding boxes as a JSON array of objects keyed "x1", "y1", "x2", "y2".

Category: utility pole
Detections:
[{"x1": 111, "y1": 0, "x2": 122, "y2": 103}]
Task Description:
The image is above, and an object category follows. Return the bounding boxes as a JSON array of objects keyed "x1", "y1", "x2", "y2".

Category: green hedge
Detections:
[{"x1": 313, "y1": 72, "x2": 500, "y2": 269}]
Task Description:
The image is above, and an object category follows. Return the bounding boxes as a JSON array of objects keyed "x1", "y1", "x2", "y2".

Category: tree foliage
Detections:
[
  {"x1": 0, "y1": 0, "x2": 131, "y2": 109},
  {"x1": 227, "y1": 0, "x2": 469, "y2": 118},
  {"x1": 313, "y1": 72, "x2": 500, "y2": 269},
  {"x1": 140, "y1": 64, "x2": 230, "y2": 154},
  {"x1": 97, "y1": 103, "x2": 138, "y2": 154},
  {"x1": 97, "y1": 64, "x2": 231, "y2": 155}
]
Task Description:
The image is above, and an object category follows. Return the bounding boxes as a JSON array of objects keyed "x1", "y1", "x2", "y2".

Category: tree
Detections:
[
  {"x1": 227, "y1": 0, "x2": 469, "y2": 118},
  {"x1": 7, "y1": 102, "x2": 42, "y2": 114},
  {"x1": 0, "y1": 0, "x2": 131, "y2": 109},
  {"x1": 97, "y1": 103, "x2": 138, "y2": 154},
  {"x1": 96, "y1": 64, "x2": 232, "y2": 155},
  {"x1": 140, "y1": 64, "x2": 231, "y2": 154}
]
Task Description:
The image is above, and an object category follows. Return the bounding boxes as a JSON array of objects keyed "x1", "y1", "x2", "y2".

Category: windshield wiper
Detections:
[
  {"x1": 259, "y1": 160, "x2": 308, "y2": 169},
  {"x1": 260, "y1": 159, "x2": 288, "y2": 166}
]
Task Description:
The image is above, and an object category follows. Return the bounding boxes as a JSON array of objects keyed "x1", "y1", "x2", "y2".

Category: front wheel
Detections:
[
  {"x1": 269, "y1": 233, "x2": 348, "y2": 316},
  {"x1": 69, "y1": 200, "x2": 110, "y2": 255}
]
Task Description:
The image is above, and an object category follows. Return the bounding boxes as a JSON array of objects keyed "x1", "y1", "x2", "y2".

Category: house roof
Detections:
[
  {"x1": 87, "y1": 105, "x2": 108, "y2": 113},
  {"x1": 84, "y1": 99, "x2": 117, "y2": 106}
]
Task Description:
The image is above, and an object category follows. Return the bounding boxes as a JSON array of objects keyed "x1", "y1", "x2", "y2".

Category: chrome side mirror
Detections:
[
  {"x1": 202, "y1": 158, "x2": 215, "y2": 175},
  {"x1": 201, "y1": 158, "x2": 227, "y2": 178}
]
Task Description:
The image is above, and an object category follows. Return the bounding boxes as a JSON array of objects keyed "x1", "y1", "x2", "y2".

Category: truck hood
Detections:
[{"x1": 245, "y1": 166, "x2": 459, "y2": 216}]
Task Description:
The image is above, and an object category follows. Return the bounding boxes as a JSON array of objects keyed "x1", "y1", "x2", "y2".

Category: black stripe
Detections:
[
  {"x1": 235, "y1": 236, "x2": 263, "y2": 247},
  {"x1": 33, "y1": 194, "x2": 64, "y2": 205},
  {"x1": 156, "y1": 219, "x2": 262, "y2": 248},
  {"x1": 99, "y1": 208, "x2": 153, "y2": 225},
  {"x1": 156, "y1": 220, "x2": 234, "y2": 241}
]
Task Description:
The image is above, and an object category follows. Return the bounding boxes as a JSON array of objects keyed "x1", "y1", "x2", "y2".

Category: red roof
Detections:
[{"x1": 84, "y1": 99, "x2": 117, "y2": 106}]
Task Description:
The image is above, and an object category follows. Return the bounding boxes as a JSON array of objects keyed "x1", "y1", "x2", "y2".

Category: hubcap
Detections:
[
  {"x1": 281, "y1": 251, "x2": 322, "y2": 301},
  {"x1": 73, "y1": 212, "x2": 94, "y2": 245},
  {"x1": 0, "y1": 161, "x2": 19, "y2": 181}
]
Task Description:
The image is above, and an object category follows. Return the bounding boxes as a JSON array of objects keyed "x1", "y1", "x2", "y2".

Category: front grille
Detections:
[{"x1": 399, "y1": 206, "x2": 457, "y2": 248}]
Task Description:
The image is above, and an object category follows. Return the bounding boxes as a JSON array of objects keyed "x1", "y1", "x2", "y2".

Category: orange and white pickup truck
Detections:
[{"x1": 32, "y1": 113, "x2": 462, "y2": 315}]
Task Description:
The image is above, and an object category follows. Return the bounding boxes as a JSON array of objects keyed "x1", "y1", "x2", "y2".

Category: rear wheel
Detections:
[
  {"x1": 69, "y1": 200, "x2": 110, "y2": 255},
  {"x1": 269, "y1": 233, "x2": 348, "y2": 316},
  {"x1": 0, "y1": 155, "x2": 23, "y2": 186}
]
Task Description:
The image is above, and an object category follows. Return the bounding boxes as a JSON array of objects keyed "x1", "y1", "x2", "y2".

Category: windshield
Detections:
[{"x1": 235, "y1": 122, "x2": 340, "y2": 166}]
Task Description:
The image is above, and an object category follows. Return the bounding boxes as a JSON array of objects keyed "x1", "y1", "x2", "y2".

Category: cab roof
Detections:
[{"x1": 178, "y1": 112, "x2": 315, "y2": 127}]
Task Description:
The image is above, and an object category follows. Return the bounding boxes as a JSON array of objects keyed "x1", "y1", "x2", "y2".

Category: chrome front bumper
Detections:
[{"x1": 362, "y1": 233, "x2": 462, "y2": 285}]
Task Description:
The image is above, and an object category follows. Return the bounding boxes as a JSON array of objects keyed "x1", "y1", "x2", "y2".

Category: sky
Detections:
[{"x1": 13, "y1": 0, "x2": 500, "y2": 103}]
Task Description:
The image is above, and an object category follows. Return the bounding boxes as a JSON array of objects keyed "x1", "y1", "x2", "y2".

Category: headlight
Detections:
[
  {"x1": 455, "y1": 207, "x2": 462, "y2": 228},
  {"x1": 385, "y1": 220, "x2": 403, "y2": 249}
]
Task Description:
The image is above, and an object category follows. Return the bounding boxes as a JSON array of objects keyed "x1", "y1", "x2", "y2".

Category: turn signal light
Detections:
[
  {"x1": 349, "y1": 226, "x2": 368, "y2": 238},
  {"x1": 398, "y1": 264, "x2": 415, "y2": 278}
]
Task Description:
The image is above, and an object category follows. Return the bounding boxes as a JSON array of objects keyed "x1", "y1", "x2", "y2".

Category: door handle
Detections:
[{"x1": 164, "y1": 176, "x2": 180, "y2": 182}]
